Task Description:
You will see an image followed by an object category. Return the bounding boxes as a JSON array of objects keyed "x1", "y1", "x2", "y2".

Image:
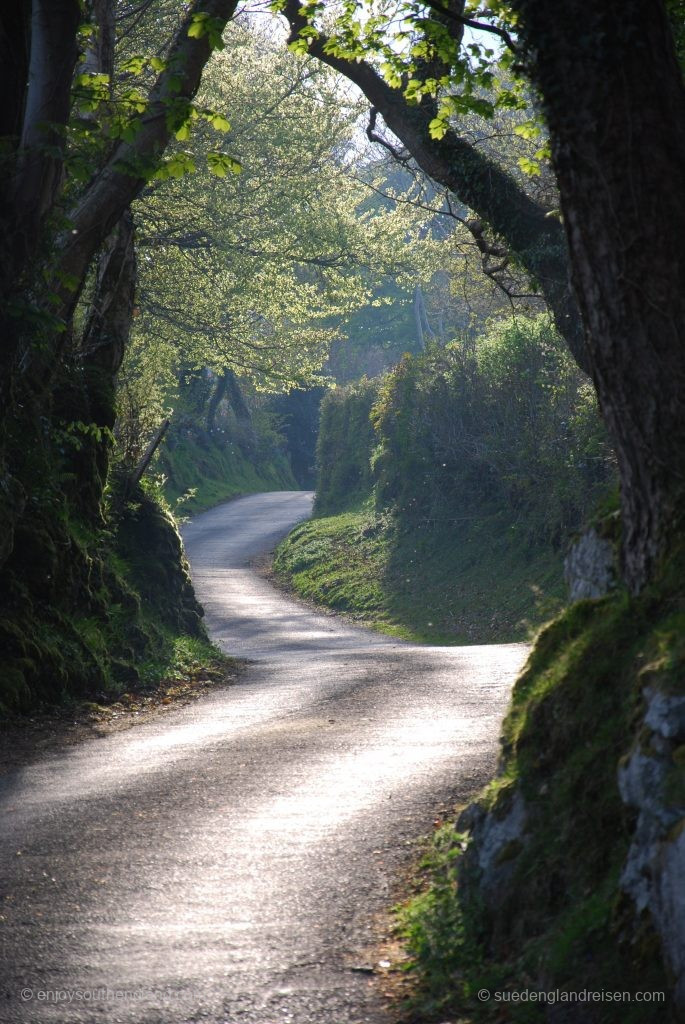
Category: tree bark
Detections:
[
  {"x1": 81, "y1": 211, "x2": 137, "y2": 396},
  {"x1": 511, "y1": 0, "x2": 685, "y2": 590},
  {"x1": 0, "y1": 1, "x2": 81, "y2": 293},
  {"x1": 0, "y1": 0, "x2": 81, "y2": 343},
  {"x1": 283, "y1": 0, "x2": 589, "y2": 375},
  {"x1": 56, "y1": 210, "x2": 137, "y2": 518},
  {"x1": 80, "y1": 0, "x2": 115, "y2": 85}
]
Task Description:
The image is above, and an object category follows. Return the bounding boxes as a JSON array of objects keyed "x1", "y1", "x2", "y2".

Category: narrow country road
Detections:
[{"x1": 0, "y1": 492, "x2": 528, "y2": 1024}]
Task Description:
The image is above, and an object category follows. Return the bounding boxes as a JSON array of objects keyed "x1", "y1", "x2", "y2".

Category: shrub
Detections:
[
  {"x1": 369, "y1": 315, "x2": 613, "y2": 545},
  {"x1": 314, "y1": 377, "x2": 379, "y2": 514}
]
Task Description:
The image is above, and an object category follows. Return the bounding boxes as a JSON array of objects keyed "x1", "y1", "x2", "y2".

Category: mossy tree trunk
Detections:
[
  {"x1": 512, "y1": 0, "x2": 685, "y2": 591},
  {"x1": 0, "y1": 0, "x2": 241, "y2": 575},
  {"x1": 56, "y1": 210, "x2": 137, "y2": 520}
]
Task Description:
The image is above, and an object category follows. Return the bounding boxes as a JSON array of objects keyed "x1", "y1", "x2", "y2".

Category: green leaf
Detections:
[
  {"x1": 121, "y1": 56, "x2": 147, "y2": 75},
  {"x1": 514, "y1": 120, "x2": 541, "y2": 141},
  {"x1": 188, "y1": 17, "x2": 206, "y2": 39},
  {"x1": 154, "y1": 151, "x2": 197, "y2": 180},
  {"x1": 209, "y1": 113, "x2": 231, "y2": 132},
  {"x1": 207, "y1": 151, "x2": 242, "y2": 177},
  {"x1": 287, "y1": 37, "x2": 310, "y2": 55},
  {"x1": 188, "y1": 12, "x2": 225, "y2": 49},
  {"x1": 428, "y1": 117, "x2": 448, "y2": 140},
  {"x1": 380, "y1": 63, "x2": 402, "y2": 89},
  {"x1": 121, "y1": 88, "x2": 147, "y2": 113},
  {"x1": 518, "y1": 156, "x2": 542, "y2": 177}
]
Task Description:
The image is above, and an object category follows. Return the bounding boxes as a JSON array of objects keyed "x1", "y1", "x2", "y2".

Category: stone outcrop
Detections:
[
  {"x1": 564, "y1": 526, "x2": 616, "y2": 601},
  {"x1": 618, "y1": 687, "x2": 685, "y2": 1003},
  {"x1": 457, "y1": 787, "x2": 528, "y2": 916}
]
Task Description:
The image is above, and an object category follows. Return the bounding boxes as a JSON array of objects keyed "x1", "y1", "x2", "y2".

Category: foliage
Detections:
[
  {"x1": 160, "y1": 423, "x2": 296, "y2": 516},
  {"x1": 276, "y1": 313, "x2": 614, "y2": 642},
  {"x1": 114, "y1": 20, "x2": 464, "y2": 472},
  {"x1": 371, "y1": 314, "x2": 611, "y2": 546},
  {"x1": 277, "y1": 0, "x2": 527, "y2": 139},
  {"x1": 130, "y1": 20, "x2": 440, "y2": 396},
  {"x1": 314, "y1": 379, "x2": 379, "y2": 514}
]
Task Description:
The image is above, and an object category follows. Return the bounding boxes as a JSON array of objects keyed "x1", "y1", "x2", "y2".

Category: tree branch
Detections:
[
  {"x1": 55, "y1": 0, "x2": 241, "y2": 316},
  {"x1": 281, "y1": 0, "x2": 588, "y2": 373},
  {"x1": 366, "y1": 107, "x2": 410, "y2": 164},
  {"x1": 420, "y1": 0, "x2": 517, "y2": 53}
]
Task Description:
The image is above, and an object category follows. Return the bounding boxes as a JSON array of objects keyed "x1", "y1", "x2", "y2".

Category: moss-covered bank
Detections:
[
  {"x1": 395, "y1": 555, "x2": 685, "y2": 1021},
  {"x1": 0, "y1": 480, "x2": 210, "y2": 715}
]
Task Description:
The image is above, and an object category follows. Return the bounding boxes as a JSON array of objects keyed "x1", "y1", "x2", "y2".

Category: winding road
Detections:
[{"x1": 0, "y1": 491, "x2": 527, "y2": 1024}]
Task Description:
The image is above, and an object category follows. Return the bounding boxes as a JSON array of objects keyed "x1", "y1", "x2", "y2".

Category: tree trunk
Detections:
[
  {"x1": 206, "y1": 371, "x2": 229, "y2": 433},
  {"x1": 511, "y1": 0, "x2": 685, "y2": 590},
  {"x1": 0, "y1": 0, "x2": 80, "y2": 296},
  {"x1": 56, "y1": 210, "x2": 137, "y2": 519},
  {"x1": 0, "y1": 0, "x2": 81, "y2": 407},
  {"x1": 129, "y1": 418, "x2": 170, "y2": 489},
  {"x1": 80, "y1": 0, "x2": 115, "y2": 85},
  {"x1": 413, "y1": 284, "x2": 435, "y2": 351},
  {"x1": 224, "y1": 369, "x2": 256, "y2": 454}
]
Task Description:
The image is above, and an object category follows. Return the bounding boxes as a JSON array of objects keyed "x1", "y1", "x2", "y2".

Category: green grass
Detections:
[
  {"x1": 134, "y1": 631, "x2": 232, "y2": 690},
  {"x1": 273, "y1": 502, "x2": 565, "y2": 644}
]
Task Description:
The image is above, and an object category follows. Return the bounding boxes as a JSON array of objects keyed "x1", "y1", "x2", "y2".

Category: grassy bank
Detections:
[
  {"x1": 276, "y1": 317, "x2": 614, "y2": 646},
  {"x1": 161, "y1": 431, "x2": 296, "y2": 516},
  {"x1": 274, "y1": 502, "x2": 565, "y2": 644},
  {"x1": 391, "y1": 563, "x2": 684, "y2": 1022}
]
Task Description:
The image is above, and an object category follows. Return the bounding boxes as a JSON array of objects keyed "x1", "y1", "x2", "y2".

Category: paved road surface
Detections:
[{"x1": 0, "y1": 491, "x2": 528, "y2": 1024}]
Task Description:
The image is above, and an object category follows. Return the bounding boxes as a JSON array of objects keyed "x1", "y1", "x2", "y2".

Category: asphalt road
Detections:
[{"x1": 0, "y1": 491, "x2": 528, "y2": 1024}]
